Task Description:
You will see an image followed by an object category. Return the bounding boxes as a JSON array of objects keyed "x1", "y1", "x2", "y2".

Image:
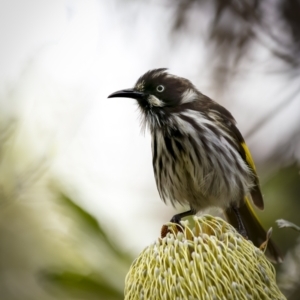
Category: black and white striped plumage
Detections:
[{"x1": 108, "y1": 68, "x2": 282, "y2": 263}]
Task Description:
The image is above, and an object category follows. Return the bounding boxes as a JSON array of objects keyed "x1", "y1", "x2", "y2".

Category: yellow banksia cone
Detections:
[{"x1": 125, "y1": 215, "x2": 286, "y2": 300}]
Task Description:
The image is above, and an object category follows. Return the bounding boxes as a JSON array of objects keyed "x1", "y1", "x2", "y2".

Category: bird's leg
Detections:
[
  {"x1": 170, "y1": 208, "x2": 196, "y2": 224},
  {"x1": 231, "y1": 205, "x2": 248, "y2": 238}
]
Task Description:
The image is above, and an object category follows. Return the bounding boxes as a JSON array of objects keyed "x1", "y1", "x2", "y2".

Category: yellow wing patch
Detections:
[
  {"x1": 241, "y1": 142, "x2": 256, "y2": 172},
  {"x1": 241, "y1": 142, "x2": 264, "y2": 209}
]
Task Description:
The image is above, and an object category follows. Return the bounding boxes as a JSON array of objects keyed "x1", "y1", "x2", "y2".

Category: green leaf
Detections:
[
  {"x1": 40, "y1": 270, "x2": 123, "y2": 300},
  {"x1": 59, "y1": 193, "x2": 132, "y2": 264}
]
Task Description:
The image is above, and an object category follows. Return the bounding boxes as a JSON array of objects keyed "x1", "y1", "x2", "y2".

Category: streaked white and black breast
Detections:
[{"x1": 151, "y1": 109, "x2": 254, "y2": 211}]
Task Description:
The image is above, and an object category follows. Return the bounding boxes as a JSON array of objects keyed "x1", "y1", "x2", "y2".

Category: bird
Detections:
[{"x1": 108, "y1": 68, "x2": 282, "y2": 263}]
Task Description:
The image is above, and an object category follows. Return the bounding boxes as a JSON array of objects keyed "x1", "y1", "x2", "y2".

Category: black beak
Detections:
[{"x1": 108, "y1": 89, "x2": 145, "y2": 100}]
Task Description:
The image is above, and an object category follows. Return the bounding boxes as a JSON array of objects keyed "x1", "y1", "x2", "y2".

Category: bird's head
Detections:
[{"x1": 108, "y1": 69, "x2": 199, "y2": 129}]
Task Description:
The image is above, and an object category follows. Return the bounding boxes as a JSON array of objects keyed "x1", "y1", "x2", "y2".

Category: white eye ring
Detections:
[{"x1": 156, "y1": 85, "x2": 165, "y2": 92}]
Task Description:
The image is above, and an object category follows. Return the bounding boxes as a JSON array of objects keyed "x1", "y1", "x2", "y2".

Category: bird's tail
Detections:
[{"x1": 225, "y1": 198, "x2": 283, "y2": 263}]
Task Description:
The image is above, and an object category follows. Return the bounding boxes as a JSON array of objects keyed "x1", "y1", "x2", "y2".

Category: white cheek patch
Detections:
[
  {"x1": 181, "y1": 89, "x2": 197, "y2": 104},
  {"x1": 148, "y1": 95, "x2": 165, "y2": 107}
]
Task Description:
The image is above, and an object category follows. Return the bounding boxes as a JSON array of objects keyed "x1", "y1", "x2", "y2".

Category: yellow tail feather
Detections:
[{"x1": 225, "y1": 198, "x2": 282, "y2": 263}]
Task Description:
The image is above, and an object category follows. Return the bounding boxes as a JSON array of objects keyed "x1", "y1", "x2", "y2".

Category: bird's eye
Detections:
[{"x1": 156, "y1": 85, "x2": 165, "y2": 92}]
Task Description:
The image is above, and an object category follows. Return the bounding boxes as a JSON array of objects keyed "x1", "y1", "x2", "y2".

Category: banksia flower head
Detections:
[{"x1": 125, "y1": 215, "x2": 286, "y2": 300}]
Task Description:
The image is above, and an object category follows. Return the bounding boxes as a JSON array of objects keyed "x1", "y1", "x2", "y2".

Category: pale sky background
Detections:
[{"x1": 1, "y1": 0, "x2": 299, "y2": 255}]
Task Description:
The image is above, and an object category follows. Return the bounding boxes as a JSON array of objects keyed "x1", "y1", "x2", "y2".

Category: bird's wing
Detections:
[{"x1": 208, "y1": 101, "x2": 264, "y2": 210}]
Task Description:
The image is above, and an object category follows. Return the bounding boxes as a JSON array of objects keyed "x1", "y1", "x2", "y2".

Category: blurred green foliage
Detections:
[
  {"x1": 41, "y1": 271, "x2": 123, "y2": 300},
  {"x1": 37, "y1": 194, "x2": 133, "y2": 300},
  {"x1": 262, "y1": 164, "x2": 300, "y2": 254}
]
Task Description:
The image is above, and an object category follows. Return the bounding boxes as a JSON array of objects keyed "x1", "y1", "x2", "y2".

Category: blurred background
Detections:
[{"x1": 0, "y1": 0, "x2": 299, "y2": 299}]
